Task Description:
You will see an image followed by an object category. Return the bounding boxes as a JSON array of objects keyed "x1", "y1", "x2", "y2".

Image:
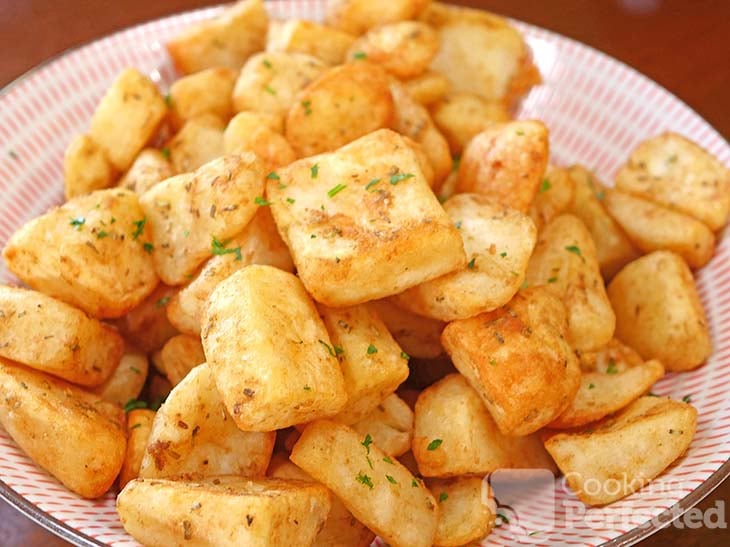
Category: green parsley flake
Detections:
[
  {"x1": 255, "y1": 196, "x2": 271, "y2": 206},
  {"x1": 383, "y1": 456, "x2": 394, "y2": 464},
  {"x1": 131, "y1": 423, "x2": 142, "y2": 429},
  {"x1": 565, "y1": 245, "x2": 583, "y2": 259},
  {"x1": 310, "y1": 163, "x2": 319, "y2": 178},
  {"x1": 467, "y1": 258, "x2": 476, "y2": 269},
  {"x1": 318, "y1": 339, "x2": 344, "y2": 357},
  {"x1": 682, "y1": 395, "x2": 692, "y2": 403},
  {"x1": 267, "y1": 171, "x2": 280, "y2": 180},
  {"x1": 70, "y1": 217, "x2": 86, "y2": 229},
  {"x1": 156, "y1": 296, "x2": 170, "y2": 308},
  {"x1": 130, "y1": 366, "x2": 141, "y2": 374},
  {"x1": 365, "y1": 178, "x2": 381, "y2": 191},
  {"x1": 143, "y1": 242, "x2": 154, "y2": 254},
  {"x1": 361, "y1": 433, "x2": 373, "y2": 454},
  {"x1": 588, "y1": 383, "x2": 596, "y2": 390},
  {"x1": 327, "y1": 183, "x2": 347, "y2": 198},
  {"x1": 400, "y1": 351, "x2": 410, "y2": 361},
  {"x1": 286, "y1": 197, "x2": 296, "y2": 204},
  {"x1": 353, "y1": 51, "x2": 367, "y2": 60},
  {"x1": 356, "y1": 473, "x2": 374, "y2": 489},
  {"x1": 539, "y1": 178, "x2": 551, "y2": 192},
  {"x1": 496, "y1": 513, "x2": 510, "y2": 525},
  {"x1": 596, "y1": 190, "x2": 606, "y2": 200},
  {"x1": 454, "y1": 221, "x2": 462, "y2": 229},
  {"x1": 367, "y1": 344, "x2": 378, "y2": 355},
  {"x1": 386, "y1": 475, "x2": 398, "y2": 485},
  {"x1": 606, "y1": 359, "x2": 618, "y2": 374},
  {"x1": 439, "y1": 492, "x2": 448, "y2": 503},
  {"x1": 96, "y1": 230, "x2": 109, "y2": 239},
  {"x1": 302, "y1": 100, "x2": 312, "y2": 116},
  {"x1": 124, "y1": 398, "x2": 148, "y2": 413},
  {"x1": 452, "y1": 156, "x2": 461, "y2": 172},
  {"x1": 211, "y1": 236, "x2": 242, "y2": 261},
  {"x1": 164, "y1": 93, "x2": 172, "y2": 108},
  {"x1": 264, "y1": 85, "x2": 276, "y2": 95},
  {"x1": 547, "y1": 276, "x2": 558, "y2": 283},
  {"x1": 262, "y1": 59, "x2": 273, "y2": 69},
  {"x1": 390, "y1": 172, "x2": 414, "y2": 185},
  {"x1": 427, "y1": 439, "x2": 443, "y2": 451},
  {"x1": 132, "y1": 217, "x2": 146, "y2": 240},
  {"x1": 500, "y1": 251, "x2": 507, "y2": 257},
  {"x1": 161, "y1": 147, "x2": 170, "y2": 160},
  {"x1": 489, "y1": 358, "x2": 497, "y2": 366},
  {"x1": 303, "y1": 385, "x2": 312, "y2": 391},
  {"x1": 516, "y1": 130, "x2": 525, "y2": 136},
  {"x1": 411, "y1": 479, "x2": 419, "y2": 488}
]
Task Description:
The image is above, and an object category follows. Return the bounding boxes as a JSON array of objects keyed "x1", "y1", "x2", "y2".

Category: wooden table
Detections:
[{"x1": 0, "y1": 1, "x2": 728, "y2": 545}]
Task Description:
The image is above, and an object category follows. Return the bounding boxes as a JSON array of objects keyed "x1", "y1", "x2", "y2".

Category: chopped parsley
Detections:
[
  {"x1": 161, "y1": 147, "x2": 171, "y2": 160},
  {"x1": 500, "y1": 251, "x2": 507, "y2": 257},
  {"x1": 211, "y1": 236, "x2": 242, "y2": 261},
  {"x1": 130, "y1": 423, "x2": 142, "y2": 430},
  {"x1": 130, "y1": 366, "x2": 141, "y2": 374},
  {"x1": 386, "y1": 475, "x2": 398, "y2": 485},
  {"x1": 286, "y1": 197, "x2": 296, "y2": 204},
  {"x1": 438, "y1": 492, "x2": 448, "y2": 503},
  {"x1": 383, "y1": 456, "x2": 394, "y2": 464},
  {"x1": 255, "y1": 196, "x2": 271, "y2": 206},
  {"x1": 539, "y1": 178, "x2": 551, "y2": 192},
  {"x1": 516, "y1": 130, "x2": 525, "y2": 136},
  {"x1": 266, "y1": 171, "x2": 280, "y2": 180},
  {"x1": 310, "y1": 163, "x2": 319, "y2": 178},
  {"x1": 327, "y1": 183, "x2": 347, "y2": 198},
  {"x1": 588, "y1": 383, "x2": 596, "y2": 390},
  {"x1": 164, "y1": 93, "x2": 172, "y2": 108},
  {"x1": 132, "y1": 217, "x2": 146, "y2": 240},
  {"x1": 70, "y1": 217, "x2": 86, "y2": 230},
  {"x1": 302, "y1": 100, "x2": 312, "y2": 116},
  {"x1": 496, "y1": 513, "x2": 510, "y2": 525},
  {"x1": 547, "y1": 276, "x2": 558, "y2": 283},
  {"x1": 489, "y1": 357, "x2": 497, "y2": 366},
  {"x1": 262, "y1": 59, "x2": 273, "y2": 69},
  {"x1": 352, "y1": 51, "x2": 367, "y2": 60},
  {"x1": 606, "y1": 359, "x2": 618, "y2": 374},
  {"x1": 467, "y1": 258, "x2": 476, "y2": 269},
  {"x1": 303, "y1": 385, "x2": 312, "y2": 391},
  {"x1": 156, "y1": 296, "x2": 170, "y2": 308},
  {"x1": 390, "y1": 172, "x2": 414, "y2": 185},
  {"x1": 454, "y1": 221, "x2": 462, "y2": 229},
  {"x1": 356, "y1": 473, "x2": 374, "y2": 489},
  {"x1": 124, "y1": 398, "x2": 148, "y2": 413},
  {"x1": 264, "y1": 85, "x2": 276, "y2": 95},
  {"x1": 400, "y1": 351, "x2": 410, "y2": 361},
  {"x1": 682, "y1": 395, "x2": 692, "y2": 403},
  {"x1": 361, "y1": 433, "x2": 373, "y2": 454},
  {"x1": 427, "y1": 439, "x2": 443, "y2": 451},
  {"x1": 452, "y1": 156, "x2": 461, "y2": 172},
  {"x1": 318, "y1": 339, "x2": 344, "y2": 357},
  {"x1": 365, "y1": 178, "x2": 381, "y2": 191},
  {"x1": 143, "y1": 242, "x2": 154, "y2": 254},
  {"x1": 367, "y1": 344, "x2": 378, "y2": 355},
  {"x1": 411, "y1": 479, "x2": 419, "y2": 488},
  {"x1": 565, "y1": 245, "x2": 583, "y2": 259},
  {"x1": 96, "y1": 230, "x2": 109, "y2": 239}
]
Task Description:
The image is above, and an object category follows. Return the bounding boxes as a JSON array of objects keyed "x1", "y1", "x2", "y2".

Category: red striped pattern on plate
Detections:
[{"x1": 0, "y1": 2, "x2": 728, "y2": 546}]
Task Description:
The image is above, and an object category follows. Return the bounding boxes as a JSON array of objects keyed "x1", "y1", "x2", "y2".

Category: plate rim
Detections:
[{"x1": 0, "y1": 3, "x2": 728, "y2": 547}]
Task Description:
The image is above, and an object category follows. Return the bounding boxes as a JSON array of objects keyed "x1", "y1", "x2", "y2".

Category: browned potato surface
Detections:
[
  {"x1": 117, "y1": 149, "x2": 174, "y2": 195},
  {"x1": 223, "y1": 111, "x2": 296, "y2": 171},
  {"x1": 63, "y1": 134, "x2": 116, "y2": 199},
  {"x1": 267, "y1": 19, "x2": 356, "y2": 65},
  {"x1": 402, "y1": 70, "x2": 451, "y2": 106},
  {"x1": 369, "y1": 299, "x2": 445, "y2": 359},
  {"x1": 528, "y1": 164, "x2": 575, "y2": 231},
  {"x1": 326, "y1": 0, "x2": 431, "y2": 35},
  {"x1": 119, "y1": 408, "x2": 156, "y2": 489},
  {"x1": 92, "y1": 348, "x2": 149, "y2": 406},
  {"x1": 351, "y1": 393, "x2": 414, "y2": 456},
  {"x1": 427, "y1": 476, "x2": 495, "y2": 547},
  {"x1": 112, "y1": 283, "x2": 178, "y2": 353},
  {"x1": 157, "y1": 334, "x2": 205, "y2": 386},
  {"x1": 168, "y1": 68, "x2": 236, "y2": 129},
  {"x1": 167, "y1": 114, "x2": 225, "y2": 174}
]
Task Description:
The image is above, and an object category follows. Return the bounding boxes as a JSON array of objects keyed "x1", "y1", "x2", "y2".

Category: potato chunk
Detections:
[
  {"x1": 545, "y1": 396, "x2": 697, "y2": 505},
  {"x1": 202, "y1": 266, "x2": 347, "y2": 431},
  {"x1": 119, "y1": 408, "x2": 156, "y2": 489},
  {"x1": 427, "y1": 476, "x2": 495, "y2": 547},
  {"x1": 92, "y1": 348, "x2": 149, "y2": 406},
  {"x1": 457, "y1": 121, "x2": 549, "y2": 212},
  {"x1": 421, "y1": 3, "x2": 541, "y2": 107},
  {"x1": 223, "y1": 111, "x2": 296, "y2": 171},
  {"x1": 526, "y1": 214, "x2": 616, "y2": 352},
  {"x1": 431, "y1": 92, "x2": 511, "y2": 154},
  {"x1": 395, "y1": 194, "x2": 537, "y2": 321},
  {"x1": 167, "y1": 208, "x2": 293, "y2": 335},
  {"x1": 3, "y1": 188, "x2": 158, "y2": 318},
  {"x1": 285, "y1": 62, "x2": 394, "y2": 157},
  {"x1": 117, "y1": 477, "x2": 330, "y2": 547},
  {"x1": 291, "y1": 420, "x2": 439, "y2": 547},
  {"x1": 168, "y1": 68, "x2": 236, "y2": 129},
  {"x1": 615, "y1": 132, "x2": 730, "y2": 231},
  {"x1": 233, "y1": 52, "x2": 327, "y2": 119},
  {"x1": 268, "y1": 129, "x2": 465, "y2": 306},
  {"x1": 413, "y1": 374, "x2": 556, "y2": 477},
  {"x1": 402, "y1": 70, "x2": 451, "y2": 106},
  {"x1": 351, "y1": 393, "x2": 414, "y2": 457},
  {"x1": 326, "y1": 0, "x2": 431, "y2": 35},
  {"x1": 266, "y1": 19, "x2": 356, "y2": 65},
  {"x1": 566, "y1": 165, "x2": 639, "y2": 279},
  {"x1": 157, "y1": 334, "x2": 205, "y2": 386},
  {"x1": 607, "y1": 251, "x2": 711, "y2": 371},
  {"x1": 166, "y1": 0, "x2": 268, "y2": 74},
  {"x1": 603, "y1": 188, "x2": 715, "y2": 269},
  {"x1": 347, "y1": 21, "x2": 439, "y2": 78},
  {"x1": 0, "y1": 361, "x2": 125, "y2": 498},
  {"x1": 369, "y1": 299, "x2": 445, "y2": 358},
  {"x1": 528, "y1": 164, "x2": 575, "y2": 231},
  {"x1": 319, "y1": 304, "x2": 409, "y2": 424},
  {"x1": 139, "y1": 364, "x2": 274, "y2": 480},
  {"x1": 167, "y1": 114, "x2": 225, "y2": 174},
  {"x1": 0, "y1": 286, "x2": 123, "y2": 386},
  {"x1": 117, "y1": 149, "x2": 174, "y2": 195},
  {"x1": 89, "y1": 68, "x2": 167, "y2": 171},
  {"x1": 63, "y1": 134, "x2": 116, "y2": 199},
  {"x1": 442, "y1": 287, "x2": 581, "y2": 435},
  {"x1": 111, "y1": 283, "x2": 178, "y2": 353},
  {"x1": 139, "y1": 153, "x2": 264, "y2": 285}
]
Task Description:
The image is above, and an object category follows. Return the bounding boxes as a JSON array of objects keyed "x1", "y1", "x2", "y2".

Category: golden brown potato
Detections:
[
  {"x1": 167, "y1": 114, "x2": 225, "y2": 174},
  {"x1": 223, "y1": 111, "x2": 296, "y2": 171},
  {"x1": 157, "y1": 334, "x2": 205, "y2": 386},
  {"x1": 63, "y1": 134, "x2": 116, "y2": 199},
  {"x1": 268, "y1": 454, "x2": 375, "y2": 547},
  {"x1": 232, "y1": 52, "x2": 327, "y2": 119},
  {"x1": 167, "y1": 208, "x2": 293, "y2": 335},
  {"x1": 117, "y1": 149, "x2": 175, "y2": 195},
  {"x1": 117, "y1": 476, "x2": 331, "y2": 547},
  {"x1": 0, "y1": 360, "x2": 125, "y2": 498},
  {"x1": 550, "y1": 359, "x2": 664, "y2": 429},
  {"x1": 402, "y1": 70, "x2": 451, "y2": 106},
  {"x1": 442, "y1": 287, "x2": 581, "y2": 435},
  {"x1": 119, "y1": 408, "x2": 156, "y2": 489},
  {"x1": 139, "y1": 364, "x2": 275, "y2": 480},
  {"x1": 545, "y1": 396, "x2": 697, "y2": 505},
  {"x1": 0, "y1": 286, "x2": 124, "y2": 387},
  {"x1": 92, "y1": 348, "x2": 149, "y2": 406},
  {"x1": 347, "y1": 21, "x2": 439, "y2": 79},
  {"x1": 427, "y1": 476, "x2": 495, "y2": 547},
  {"x1": 268, "y1": 129, "x2": 466, "y2": 306},
  {"x1": 326, "y1": 0, "x2": 431, "y2": 35},
  {"x1": 351, "y1": 393, "x2": 414, "y2": 457},
  {"x1": 139, "y1": 153, "x2": 264, "y2": 285},
  {"x1": 395, "y1": 194, "x2": 537, "y2": 321},
  {"x1": 168, "y1": 68, "x2": 236, "y2": 129},
  {"x1": 457, "y1": 120, "x2": 549, "y2": 212},
  {"x1": 607, "y1": 251, "x2": 712, "y2": 371},
  {"x1": 615, "y1": 132, "x2": 730, "y2": 231},
  {"x1": 389, "y1": 81, "x2": 452, "y2": 187},
  {"x1": 202, "y1": 266, "x2": 347, "y2": 431},
  {"x1": 112, "y1": 283, "x2": 178, "y2": 353},
  {"x1": 266, "y1": 19, "x2": 356, "y2": 65},
  {"x1": 526, "y1": 214, "x2": 616, "y2": 352},
  {"x1": 431, "y1": 92, "x2": 511, "y2": 154},
  {"x1": 369, "y1": 299, "x2": 445, "y2": 359},
  {"x1": 319, "y1": 304, "x2": 409, "y2": 424},
  {"x1": 603, "y1": 188, "x2": 715, "y2": 269},
  {"x1": 166, "y1": 0, "x2": 268, "y2": 74},
  {"x1": 528, "y1": 164, "x2": 575, "y2": 231},
  {"x1": 566, "y1": 165, "x2": 640, "y2": 279},
  {"x1": 3, "y1": 189, "x2": 158, "y2": 318},
  {"x1": 291, "y1": 420, "x2": 439, "y2": 547},
  {"x1": 421, "y1": 2, "x2": 541, "y2": 107},
  {"x1": 89, "y1": 68, "x2": 167, "y2": 172},
  {"x1": 578, "y1": 337, "x2": 645, "y2": 374},
  {"x1": 413, "y1": 374, "x2": 556, "y2": 477},
  {"x1": 285, "y1": 62, "x2": 395, "y2": 157}
]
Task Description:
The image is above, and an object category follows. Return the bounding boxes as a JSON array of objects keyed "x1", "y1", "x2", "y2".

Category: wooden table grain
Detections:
[{"x1": 0, "y1": 1, "x2": 728, "y2": 546}]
